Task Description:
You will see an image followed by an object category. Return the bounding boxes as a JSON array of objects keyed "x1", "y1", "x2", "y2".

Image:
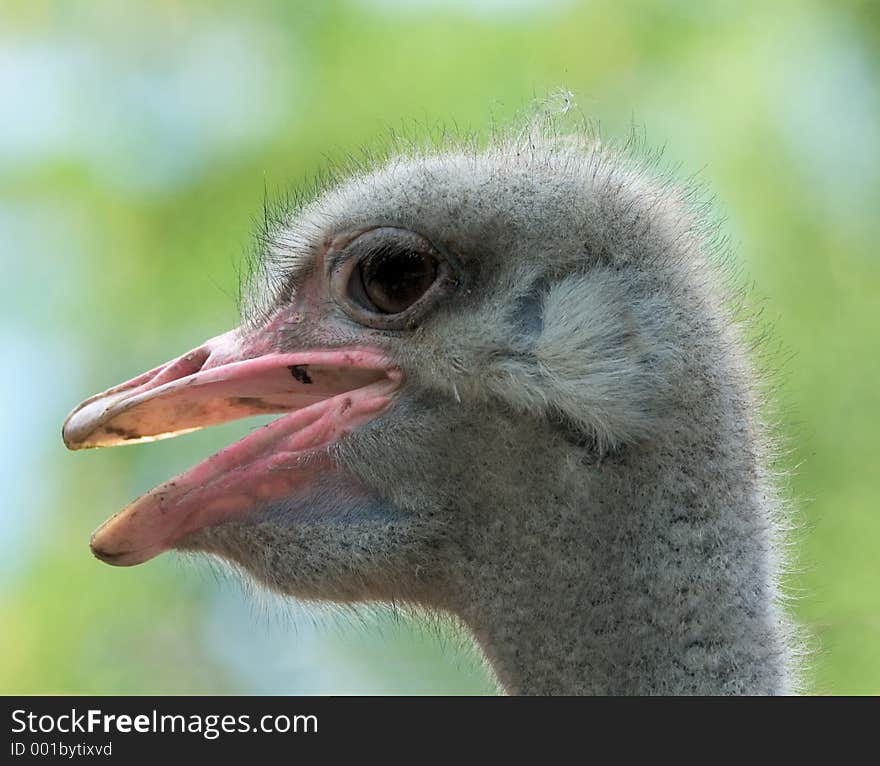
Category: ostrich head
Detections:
[{"x1": 63, "y1": 123, "x2": 797, "y2": 695}]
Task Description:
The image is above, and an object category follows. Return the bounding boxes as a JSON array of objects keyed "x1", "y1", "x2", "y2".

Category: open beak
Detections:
[{"x1": 63, "y1": 328, "x2": 401, "y2": 566}]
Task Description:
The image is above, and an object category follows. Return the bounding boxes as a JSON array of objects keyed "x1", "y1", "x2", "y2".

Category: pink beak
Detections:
[{"x1": 63, "y1": 328, "x2": 401, "y2": 566}]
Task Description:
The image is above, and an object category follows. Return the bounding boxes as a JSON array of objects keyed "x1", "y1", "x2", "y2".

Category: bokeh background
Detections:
[{"x1": 2, "y1": 0, "x2": 878, "y2": 695}]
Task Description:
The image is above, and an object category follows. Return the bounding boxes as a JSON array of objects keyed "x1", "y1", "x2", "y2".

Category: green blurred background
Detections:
[{"x1": 1, "y1": 0, "x2": 878, "y2": 695}]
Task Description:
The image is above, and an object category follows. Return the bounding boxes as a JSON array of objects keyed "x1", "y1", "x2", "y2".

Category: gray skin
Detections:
[{"x1": 179, "y1": 125, "x2": 799, "y2": 695}]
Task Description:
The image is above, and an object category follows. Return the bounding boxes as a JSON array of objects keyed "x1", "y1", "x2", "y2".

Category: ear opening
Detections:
[
  {"x1": 511, "y1": 279, "x2": 549, "y2": 341},
  {"x1": 489, "y1": 267, "x2": 679, "y2": 454}
]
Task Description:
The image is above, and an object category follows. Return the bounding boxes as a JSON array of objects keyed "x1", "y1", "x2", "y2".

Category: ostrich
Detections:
[{"x1": 62, "y1": 120, "x2": 799, "y2": 695}]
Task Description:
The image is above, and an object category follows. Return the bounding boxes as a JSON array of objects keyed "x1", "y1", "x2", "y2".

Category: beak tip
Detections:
[
  {"x1": 62, "y1": 401, "x2": 117, "y2": 450},
  {"x1": 62, "y1": 427, "x2": 79, "y2": 451},
  {"x1": 61, "y1": 428, "x2": 79, "y2": 451},
  {"x1": 89, "y1": 537, "x2": 158, "y2": 568},
  {"x1": 62, "y1": 402, "x2": 91, "y2": 450},
  {"x1": 62, "y1": 423, "x2": 91, "y2": 451},
  {"x1": 89, "y1": 543, "x2": 126, "y2": 566},
  {"x1": 89, "y1": 528, "x2": 127, "y2": 567}
]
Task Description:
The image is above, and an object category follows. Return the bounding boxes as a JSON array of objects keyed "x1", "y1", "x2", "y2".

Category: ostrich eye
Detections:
[
  {"x1": 357, "y1": 245, "x2": 438, "y2": 314},
  {"x1": 331, "y1": 227, "x2": 455, "y2": 328}
]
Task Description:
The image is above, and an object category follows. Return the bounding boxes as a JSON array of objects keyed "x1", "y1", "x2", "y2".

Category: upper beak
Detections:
[
  {"x1": 63, "y1": 327, "x2": 401, "y2": 566},
  {"x1": 63, "y1": 328, "x2": 393, "y2": 450}
]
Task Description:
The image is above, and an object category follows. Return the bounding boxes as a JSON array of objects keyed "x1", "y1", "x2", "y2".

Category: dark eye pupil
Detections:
[{"x1": 359, "y1": 246, "x2": 438, "y2": 314}]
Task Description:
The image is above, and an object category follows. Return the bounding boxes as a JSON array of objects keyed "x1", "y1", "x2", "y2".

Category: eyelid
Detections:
[{"x1": 323, "y1": 228, "x2": 377, "y2": 278}]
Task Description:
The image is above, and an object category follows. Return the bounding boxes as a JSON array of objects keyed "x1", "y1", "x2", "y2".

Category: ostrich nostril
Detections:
[{"x1": 148, "y1": 346, "x2": 212, "y2": 388}]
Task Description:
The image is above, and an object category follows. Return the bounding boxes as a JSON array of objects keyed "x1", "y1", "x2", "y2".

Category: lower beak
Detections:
[{"x1": 62, "y1": 328, "x2": 400, "y2": 566}]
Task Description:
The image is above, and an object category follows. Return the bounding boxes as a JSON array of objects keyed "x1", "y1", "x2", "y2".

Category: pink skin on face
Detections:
[{"x1": 63, "y1": 327, "x2": 401, "y2": 566}]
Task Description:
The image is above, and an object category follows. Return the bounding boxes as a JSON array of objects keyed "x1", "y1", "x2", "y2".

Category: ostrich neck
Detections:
[{"x1": 455, "y1": 433, "x2": 794, "y2": 695}]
